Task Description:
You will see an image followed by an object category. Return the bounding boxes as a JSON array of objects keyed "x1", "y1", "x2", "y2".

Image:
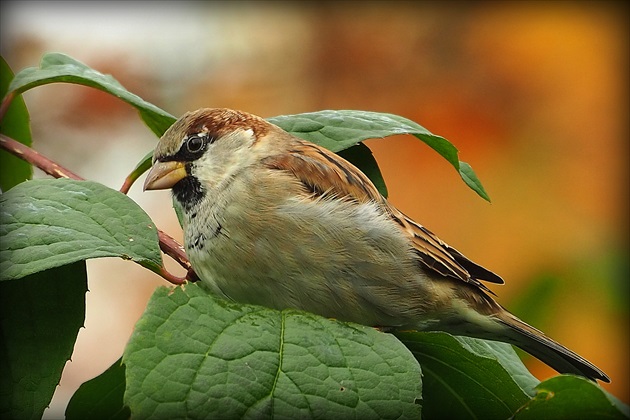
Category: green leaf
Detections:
[
  {"x1": 453, "y1": 335, "x2": 540, "y2": 396},
  {"x1": 121, "y1": 149, "x2": 155, "y2": 194},
  {"x1": 4, "y1": 53, "x2": 176, "y2": 136},
  {"x1": 0, "y1": 262, "x2": 87, "y2": 419},
  {"x1": 124, "y1": 283, "x2": 422, "y2": 419},
  {"x1": 66, "y1": 358, "x2": 130, "y2": 420},
  {"x1": 0, "y1": 179, "x2": 162, "y2": 280},
  {"x1": 514, "y1": 375, "x2": 629, "y2": 419},
  {"x1": 269, "y1": 110, "x2": 490, "y2": 201},
  {"x1": 131, "y1": 150, "x2": 155, "y2": 179},
  {"x1": 458, "y1": 161, "x2": 490, "y2": 202},
  {"x1": 337, "y1": 143, "x2": 388, "y2": 197},
  {"x1": 397, "y1": 331, "x2": 534, "y2": 419},
  {"x1": 0, "y1": 56, "x2": 33, "y2": 191}
]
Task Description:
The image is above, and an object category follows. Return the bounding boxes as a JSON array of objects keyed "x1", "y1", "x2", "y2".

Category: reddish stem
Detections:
[
  {"x1": 0, "y1": 134, "x2": 83, "y2": 180},
  {"x1": 158, "y1": 230, "x2": 191, "y2": 273},
  {"x1": 120, "y1": 175, "x2": 134, "y2": 194}
]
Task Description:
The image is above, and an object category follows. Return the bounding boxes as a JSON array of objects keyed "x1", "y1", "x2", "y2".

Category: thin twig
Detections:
[
  {"x1": 0, "y1": 134, "x2": 83, "y2": 180},
  {"x1": 0, "y1": 133, "x2": 194, "y2": 284},
  {"x1": 158, "y1": 231, "x2": 192, "y2": 274},
  {"x1": 157, "y1": 266, "x2": 188, "y2": 285},
  {"x1": 120, "y1": 176, "x2": 134, "y2": 194}
]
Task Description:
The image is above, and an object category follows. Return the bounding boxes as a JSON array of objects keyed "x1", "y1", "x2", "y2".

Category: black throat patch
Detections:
[{"x1": 172, "y1": 175, "x2": 205, "y2": 212}]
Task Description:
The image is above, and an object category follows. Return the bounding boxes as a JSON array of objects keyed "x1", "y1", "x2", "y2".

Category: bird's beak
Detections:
[{"x1": 143, "y1": 161, "x2": 187, "y2": 191}]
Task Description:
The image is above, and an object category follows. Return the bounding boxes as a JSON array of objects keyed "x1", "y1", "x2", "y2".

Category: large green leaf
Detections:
[
  {"x1": 66, "y1": 358, "x2": 130, "y2": 420},
  {"x1": 123, "y1": 283, "x2": 422, "y2": 419},
  {"x1": 396, "y1": 331, "x2": 535, "y2": 419},
  {"x1": 0, "y1": 56, "x2": 32, "y2": 191},
  {"x1": 4, "y1": 53, "x2": 176, "y2": 137},
  {"x1": 0, "y1": 179, "x2": 162, "y2": 280},
  {"x1": 514, "y1": 375, "x2": 629, "y2": 419},
  {"x1": 269, "y1": 110, "x2": 490, "y2": 201},
  {"x1": 0, "y1": 262, "x2": 87, "y2": 419}
]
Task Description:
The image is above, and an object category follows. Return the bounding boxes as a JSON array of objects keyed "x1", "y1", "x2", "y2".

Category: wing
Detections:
[{"x1": 262, "y1": 139, "x2": 503, "y2": 290}]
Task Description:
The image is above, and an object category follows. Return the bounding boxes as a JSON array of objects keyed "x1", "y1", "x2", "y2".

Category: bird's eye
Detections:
[{"x1": 185, "y1": 135, "x2": 206, "y2": 153}]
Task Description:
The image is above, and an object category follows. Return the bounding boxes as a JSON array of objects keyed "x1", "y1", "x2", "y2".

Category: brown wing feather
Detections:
[
  {"x1": 262, "y1": 139, "x2": 502, "y2": 289},
  {"x1": 264, "y1": 142, "x2": 379, "y2": 202}
]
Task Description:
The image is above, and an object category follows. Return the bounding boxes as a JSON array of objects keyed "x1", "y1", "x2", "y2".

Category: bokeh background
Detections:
[{"x1": 1, "y1": 1, "x2": 628, "y2": 417}]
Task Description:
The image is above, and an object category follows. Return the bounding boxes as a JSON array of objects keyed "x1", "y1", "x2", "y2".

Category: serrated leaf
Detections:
[
  {"x1": 396, "y1": 331, "x2": 534, "y2": 419},
  {"x1": 0, "y1": 262, "x2": 87, "y2": 419},
  {"x1": 4, "y1": 53, "x2": 176, "y2": 136},
  {"x1": 514, "y1": 375, "x2": 629, "y2": 419},
  {"x1": 123, "y1": 283, "x2": 422, "y2": 419},
  {"x1": 269, "y1": 110, "x2": 490, "y2": 201},
  {"x1": 66, "y1": 358, "x2": 130, "y2": 420},
  {"x1": 0, "y1": 56, "x2": 33, "y2": 192},
  {"x1": 0, "y1": 179, "x2": 162, "y2": 280}
]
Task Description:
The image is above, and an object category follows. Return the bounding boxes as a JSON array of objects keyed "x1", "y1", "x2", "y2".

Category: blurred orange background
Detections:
[{"x1": 1, "y1": 2, "x2": 628, "y2": 416}]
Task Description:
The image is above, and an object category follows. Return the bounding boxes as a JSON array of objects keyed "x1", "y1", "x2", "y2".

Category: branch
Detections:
[
  {"x1": 0, "y1": 134, "x2": 83, "y2": 180},
  {"x1": 0, "y1": 133, "x2": 194, "y2": 284}
]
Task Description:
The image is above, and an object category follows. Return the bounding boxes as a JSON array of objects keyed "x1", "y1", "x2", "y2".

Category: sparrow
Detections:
[{"x1": 143, "y1": 107, "x2": 609, "y2": 383}]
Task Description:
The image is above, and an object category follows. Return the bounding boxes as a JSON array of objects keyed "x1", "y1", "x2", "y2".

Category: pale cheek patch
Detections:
[{"x1": 193, "y1": 130, "x2": 258, "y2": 190}]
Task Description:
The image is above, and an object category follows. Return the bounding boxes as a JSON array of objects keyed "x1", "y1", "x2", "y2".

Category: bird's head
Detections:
[{"x1": 143, "y1": 108, "x2": 277, "y2": 209}]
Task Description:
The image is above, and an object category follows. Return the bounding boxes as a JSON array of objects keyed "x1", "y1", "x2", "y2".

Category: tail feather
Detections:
[{"x1": 497, "y1": 311, "x2": 610, "y2": 383}]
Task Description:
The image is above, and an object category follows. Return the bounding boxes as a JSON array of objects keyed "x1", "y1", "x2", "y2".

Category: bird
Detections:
[{"x1": 143, "y1": 107, "x2": 609, "y2": 383}]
